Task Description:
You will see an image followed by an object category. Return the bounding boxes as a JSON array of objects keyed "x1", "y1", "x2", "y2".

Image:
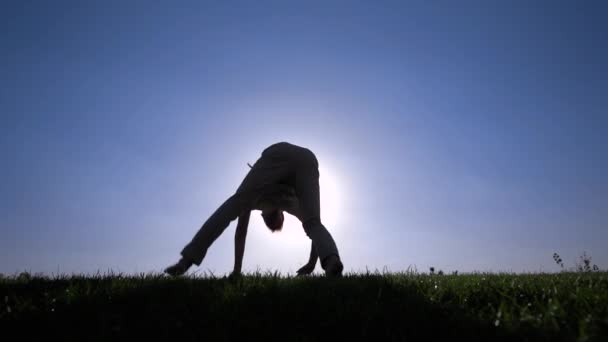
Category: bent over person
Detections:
[{"x1": 165, "y1": 142, "x2": 343, "y2": 277}]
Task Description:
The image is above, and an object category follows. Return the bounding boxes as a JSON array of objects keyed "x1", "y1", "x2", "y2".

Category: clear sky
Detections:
[{"x1": 1, "y1": 1, "x2": 606, "y2": 276}]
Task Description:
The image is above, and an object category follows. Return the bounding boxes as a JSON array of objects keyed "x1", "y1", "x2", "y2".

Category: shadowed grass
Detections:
[{"x1": 1, "y1": 272, "x2": 607, "y2": 341}]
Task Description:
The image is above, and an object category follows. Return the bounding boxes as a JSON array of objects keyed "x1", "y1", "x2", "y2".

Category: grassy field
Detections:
[{"x1": 1, "y1": 271, "x2": 607, "y2": 341}]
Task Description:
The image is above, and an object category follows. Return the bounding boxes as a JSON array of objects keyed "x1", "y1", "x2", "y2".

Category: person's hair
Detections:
[{"x1": 262, "y1": 210, "x2": 284, "y2": 232}]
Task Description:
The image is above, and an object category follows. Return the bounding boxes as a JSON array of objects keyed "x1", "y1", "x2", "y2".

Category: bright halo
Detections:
[{"x1": 276, "y1": 165, "x2": 343, "y2": 245}]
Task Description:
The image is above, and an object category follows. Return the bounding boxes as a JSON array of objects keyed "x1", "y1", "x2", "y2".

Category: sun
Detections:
[
  {"x1": 257, "y1": 162, "x2": 346, "y2": 260},
  {"x1": 318, "y1": 166, "x2": 342, "y2": 228},
  {"x1": 279, "y1": 165, "x2": 343, "y2": 235}
]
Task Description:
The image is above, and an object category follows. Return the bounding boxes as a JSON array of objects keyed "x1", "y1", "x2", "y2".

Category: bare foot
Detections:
[{"x1": 322, "y1": 255, "x2": 343, "y2": 277}]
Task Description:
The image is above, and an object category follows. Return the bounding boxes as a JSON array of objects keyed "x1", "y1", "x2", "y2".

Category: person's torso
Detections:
[
  {"x1": 260, "y1": 141, "x2": 318, "y2": 172},
  {"x1": 253, "y1": 183, "x2": 300, "y2": 215}
]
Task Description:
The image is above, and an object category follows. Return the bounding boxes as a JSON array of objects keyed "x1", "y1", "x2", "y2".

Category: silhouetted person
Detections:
[{"x1": 165, "y1": 142, "x2": 343, "y2": 277}]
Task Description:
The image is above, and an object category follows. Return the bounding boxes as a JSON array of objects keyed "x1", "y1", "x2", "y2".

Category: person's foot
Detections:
[
  {"x1": 164, "y1": 257, "x2": 193, "y2": 276},
  {"x1": 322, "y1": 255, "x2": 343, "y2": 277}
]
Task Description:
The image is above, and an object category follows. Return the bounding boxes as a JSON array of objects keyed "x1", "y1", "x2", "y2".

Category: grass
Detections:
[{"x1": 1, "y1": 271, "x2": 607, "y2": 341}]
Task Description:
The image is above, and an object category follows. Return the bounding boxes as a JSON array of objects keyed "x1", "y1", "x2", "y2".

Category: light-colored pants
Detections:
[{"x1": 181, "y1": 142, "x2": 340, "y2": 268}]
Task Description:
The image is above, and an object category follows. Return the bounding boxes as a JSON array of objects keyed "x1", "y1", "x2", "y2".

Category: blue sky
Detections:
[{"x1": 1, "y1": 1, "x2": 606, "y2": 275}]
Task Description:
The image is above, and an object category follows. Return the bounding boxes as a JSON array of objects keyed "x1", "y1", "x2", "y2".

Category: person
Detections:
[{"x1": 164, "y1": 142, "x2": 344, "y2": 277}]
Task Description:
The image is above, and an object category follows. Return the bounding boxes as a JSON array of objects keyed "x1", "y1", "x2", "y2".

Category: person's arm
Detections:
[
  {"x1": 306, "y1": 241, "x2": 318, "y2": 265},
  {"x1": 297, "y1": 241, "x2": 318, "y2": 275},
  {"x1": 232, "y1": 210, "x2": 251, "y2": 276}
]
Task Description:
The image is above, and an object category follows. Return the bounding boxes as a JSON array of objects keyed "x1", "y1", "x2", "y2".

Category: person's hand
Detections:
[{"x1": 296, "y1": 262, "x2": 316, "y2": 276}]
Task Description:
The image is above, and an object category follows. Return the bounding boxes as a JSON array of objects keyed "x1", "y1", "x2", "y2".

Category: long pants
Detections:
[{"x1": 181, "y1": 142, "x2": 340, "y2": 268}]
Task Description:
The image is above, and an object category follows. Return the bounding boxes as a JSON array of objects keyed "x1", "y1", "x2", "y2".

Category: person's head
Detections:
[{"x1": 261, "y1": 209, "x2": 284, "y2": 232}]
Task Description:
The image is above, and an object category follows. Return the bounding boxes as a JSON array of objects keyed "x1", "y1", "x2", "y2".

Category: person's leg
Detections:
[
  {"x1": 294, "y1": 151, "x2": 341, "y2": 273},
  {"x1": 180, "y1": 191, "x2": 251, "y2": 265},
  {"x1": 181, "y1": 153, "x2": 291, "y2": 266}
]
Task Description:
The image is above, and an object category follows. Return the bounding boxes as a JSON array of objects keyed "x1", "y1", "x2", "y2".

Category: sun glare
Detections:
[
  {"x1": 278, "y1": 165, "x2": 344, "y2": 245},
  {"x1": 318, "y1": 166, "x2": 342, "y2": 228}
]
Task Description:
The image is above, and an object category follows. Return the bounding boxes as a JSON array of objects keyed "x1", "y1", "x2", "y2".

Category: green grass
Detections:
[{"x1": 1, "y1": 271, "x2": 607, "y2": 341}]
